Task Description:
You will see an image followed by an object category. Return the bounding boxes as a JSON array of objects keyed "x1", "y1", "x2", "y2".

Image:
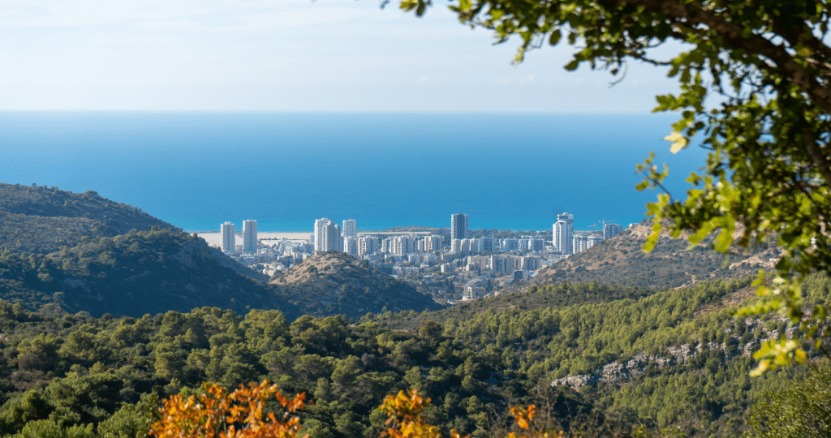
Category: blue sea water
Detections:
[{"x1": 0, "y1": 112, "x2": 705, "y2": 232}]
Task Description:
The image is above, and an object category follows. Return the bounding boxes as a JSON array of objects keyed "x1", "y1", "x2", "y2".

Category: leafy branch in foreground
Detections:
[
  {"x1": 149, "y1": 381, "x2": 307, "y2": 438},
  {"x1": 398, "y1": 0, "x2": 831, "y2": 373},
  {"x1": 379, "y1": 387, "x2": 568, "y2": 438}
]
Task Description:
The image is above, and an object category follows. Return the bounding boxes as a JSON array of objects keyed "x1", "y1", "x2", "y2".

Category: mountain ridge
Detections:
[
  {"x1": 0, "y1": 184, "x2": 439, "y2": 320},
  {"x1": 0, "y1": 183, "x2": 173, "y2": 254}
]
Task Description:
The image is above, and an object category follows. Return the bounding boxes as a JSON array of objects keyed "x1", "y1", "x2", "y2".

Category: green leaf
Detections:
[
  {"x1": 564, "y1": 59, "x2": 580, "y2": 71},
  {"x1": 548, "y1": 29, "x2": 562, "y2": 46},
  {"x1": 713, "y1": 227, "x2": 733, "y2": 253}
]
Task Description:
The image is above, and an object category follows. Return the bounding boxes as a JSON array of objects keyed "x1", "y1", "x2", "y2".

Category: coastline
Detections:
[
  {"x1": 196, "y1": 231, "x2": 312, "y2": 247},
  {"x1": 195, "y1": 229, "x2": 450, "y2": 247}
]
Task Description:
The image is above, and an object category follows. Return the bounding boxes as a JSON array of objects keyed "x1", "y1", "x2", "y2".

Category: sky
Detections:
[{"x1": 0, "y1": 0, "x2": 680, "y2": 112}]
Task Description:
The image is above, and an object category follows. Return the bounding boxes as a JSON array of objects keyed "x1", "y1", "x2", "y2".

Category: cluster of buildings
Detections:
[
  {"x1": 552, "y1": 212, "x2": 622, "y2": 255},
  {"x1": 215, "y1": 212, "x2": 625, "y2": 303}
]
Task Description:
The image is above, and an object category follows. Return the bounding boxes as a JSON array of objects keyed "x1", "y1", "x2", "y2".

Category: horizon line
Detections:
[{"x1": 0, "y1": 109, "x2": 668, "y2": 116}]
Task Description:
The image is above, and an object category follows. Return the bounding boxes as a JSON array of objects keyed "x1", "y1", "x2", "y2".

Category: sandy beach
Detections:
[
  {"x1": 197, "y1": 232, "x2": 312, "y2": 247},
  {"x1": 196, "y1": 230, "x2": 441, "y2": 248}
]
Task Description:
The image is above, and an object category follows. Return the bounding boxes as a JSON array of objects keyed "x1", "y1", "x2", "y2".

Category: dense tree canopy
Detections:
[
  {"x1": 0, "y1": 276, "x2": 812, "y2": 436},
  {"x1": 398, "y1": 0, "x2": 831, "y2": 372}
]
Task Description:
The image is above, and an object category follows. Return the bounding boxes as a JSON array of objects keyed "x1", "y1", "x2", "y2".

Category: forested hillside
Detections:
[
  {"x1": 0, "y1": 228, "x2": 298, "y2": 318},
  {"x1": 1, "y1": 274, "x2": 821, "y2": 436},
  {"x1": 0, "y1": 185, "x2": 439, "y2": 320},
  {"x1": 0, "y1": 183, "x2": 822, "y2": 436},
  {"x1": 0, "y1": 184, "x2": 172, "y2": 254}
]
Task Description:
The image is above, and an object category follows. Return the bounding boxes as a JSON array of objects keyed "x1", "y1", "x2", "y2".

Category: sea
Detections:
[{"x1": 0, "y1": 112, "x2": 705, "y2": 232}]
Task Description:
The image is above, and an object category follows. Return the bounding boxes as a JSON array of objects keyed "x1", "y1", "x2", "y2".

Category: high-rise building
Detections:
[
  {"x1": 490, "y1": 255, "x2": 523, "y2": 274},
  {"x1": 460, "y1": 238, "x2": 478, "y2": 254},
  {"x1": 424, "y1": 234, "x2": 444, "y2": 252},
  {"x1": 423, "y1": 235, "x2": 443, "y2": 253},
  {"x1": 587, "y1": 234, "x2": 604, "y2": 249},
  {"x1": 528, "y1": 237, "x2": 545, "y2": 252},
  {"x1": 314, "y1": 218, "x2": 341, "y2": 253},
  {"x1": 603, "y1": 223, "x2": 623, "y2": 240},
  {"x1": 343, "y1": 237, "x2": 358, "y2": 257},
  {"x1": 359, "y1": 236, "x2": 380, "y2": 256},
  {"x1": 573, "y1": 234, "x2": 589, "y2": 254},
  {"x1": 220, "y1": 221, "x2": 235, "y2": 253},
  {"x1": 342, "y1": 219, "x2": 357, "y2": 239},
  {"x1": 380, "y1": 237, "x2": 392, "y2": 254},
  {"x1": 391, "y1": 235, "x2": 413, "y2": 255},
  {"x1": 451, "y1": 213, "x2": 468, "y2": 241},
  {"x1": 480, "y1": 237, "x2": 495, "y2": 253},
  {"x1": 521, "y1": 256, "x2": 542, "y2": 270},
  {"x1": 553, "y1": 212, "x2": 574, "y2": 255},
  {"x1": 242, "y1": 219, "x2": 258, "y2": 254},
  {"x1": 501, "y1": 238, "x2": 519, "y2": 252}
]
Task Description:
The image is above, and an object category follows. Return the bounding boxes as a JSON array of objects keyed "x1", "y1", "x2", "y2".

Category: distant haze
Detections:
[{"x1": 0, "y1": 1, "x2": 677, "y2": 112}]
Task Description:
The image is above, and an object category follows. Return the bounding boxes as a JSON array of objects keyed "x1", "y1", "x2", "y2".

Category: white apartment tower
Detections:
[
  {"x1": 587, "y1": 234, "x2": 604, "y2": 249},
  {"x1": 314, "y1": 218, "x2": 341, "y2": 253},
  {"x1": 603, "y1": 223, "x2": 623, "y2": 240},
  {"x1": 343, "y1": 237, "x2": 358, "y2": 257},
  {"x1": 424, "y1": 235, "x2": 443, "y2": 253},
  {"x1": 573, "y1": 234, "x2": 589, "y2": 254},
  {"x1": 528, "y1": 237, "x2": 545, "y2": 252},
  {"x1": 220, "y1": 221, "x2": 235, "y2": 253},
  {"x1": 391, "y1": 235, "x2": 414, "y2": 255},
  {"x1": 359, "y1": 236, "x2": 381, "y2": 256},
  {"x1": 553, "y1": 212, "x2": 574, "y2": 255},
  {"x1": 451, "y1": 213, "x2": 468, "y2": 241},
  {"x1": 480, "y1": 237, "x2": 495, "y2": 253},
  {"x1": 342, "y1": 219, "x2": 357, "y2": 239},
  {"x1": 242, "y1": 219, "x2": 258, "y2": 254}
]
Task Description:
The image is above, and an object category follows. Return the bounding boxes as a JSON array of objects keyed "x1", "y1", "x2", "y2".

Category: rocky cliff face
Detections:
[{"x1": 552, "y1": 324, "x2": 795, "y2": 390}]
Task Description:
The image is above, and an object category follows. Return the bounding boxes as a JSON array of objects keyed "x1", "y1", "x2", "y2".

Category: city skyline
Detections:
[{"x1": 215, "y1": 214, "x2": 626, "y2": 235}]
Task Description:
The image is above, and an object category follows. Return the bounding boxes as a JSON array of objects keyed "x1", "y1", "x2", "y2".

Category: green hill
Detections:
[
  {"x1": 534, "y1": 222, "x2": 779, "y2": 290},
  {"x1": 0, "y1": 228, "x2": 299, "y2": 319},
  {"x1": 370, "y1": 274, "x2": 818, "y2": 436},
  {"x1": 0, "y1": 184, "x2": 440, "y2": 321},
  {"x1": 0, "y1": 231, "x2": 442, "y2": 321},
  {"x1": 271, "y1": 252, "x2": 442, "y2": 319},
  {"x1": 0, "y1": 183, "x2": 172, "y2": 254}
]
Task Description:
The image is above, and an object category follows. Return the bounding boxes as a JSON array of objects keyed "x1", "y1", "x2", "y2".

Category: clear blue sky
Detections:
[{"x1": 0, "y1": 0, "x2": 678, "y2": 112}]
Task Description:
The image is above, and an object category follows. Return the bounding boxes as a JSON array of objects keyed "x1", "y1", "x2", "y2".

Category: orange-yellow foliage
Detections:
[
  {"x1": 506, "y1": 404, "x2": 563, "y2": 438},
  {"x1": 377, "y1": 390, "x2": 565, "y2": 438},
  {"x1": 150, "y1": 380, "x2": 307, "y2": 438},
  {"x1": 378, "y1": 389, "x2": 467, "y2": 438}
]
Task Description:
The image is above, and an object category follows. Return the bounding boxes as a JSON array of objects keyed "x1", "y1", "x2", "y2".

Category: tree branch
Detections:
[{"x1": 615, "y1": 0, "x2": 831, "y2": 113}]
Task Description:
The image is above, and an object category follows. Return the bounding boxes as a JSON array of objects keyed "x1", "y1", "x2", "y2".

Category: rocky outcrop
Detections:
[{"x1": 552, "y1": 326, "x2": 796, "y2": 390}]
